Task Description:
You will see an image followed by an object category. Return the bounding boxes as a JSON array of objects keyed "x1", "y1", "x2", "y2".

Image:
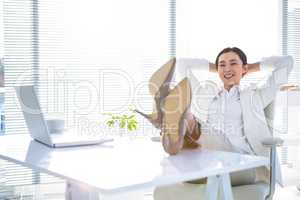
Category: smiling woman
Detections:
[{"x1": 215, "y1": 47, "x2": 249, "y2": 91}]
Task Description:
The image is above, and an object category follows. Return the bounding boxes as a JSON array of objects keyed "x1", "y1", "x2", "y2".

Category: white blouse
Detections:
[{"x1": 206, "y1": 85, "x2": 253, "y2": 154}]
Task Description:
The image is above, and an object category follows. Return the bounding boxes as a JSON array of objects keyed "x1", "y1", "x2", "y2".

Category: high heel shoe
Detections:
[
  {"x1": 161, "y1": 78, "x2": 192, "y2": 155},
  {"x1": 135, "y1": 58, "x2": 176, "y2": 128},
  {"x1": 134, "y1": 110, "x2": 161, "y2": 129}
]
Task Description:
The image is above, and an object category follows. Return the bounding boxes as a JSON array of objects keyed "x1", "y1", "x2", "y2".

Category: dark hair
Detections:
[{"x1": 215, "y1": 47, "x2": 247, "y2": 67}]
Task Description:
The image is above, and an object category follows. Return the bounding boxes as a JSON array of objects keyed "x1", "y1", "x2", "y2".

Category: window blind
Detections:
[
  {"x1": 285, "y1": 0, "x2": 300, "y2": 85},
  {"x1": 0, "y1": 0, "x2": 3, "y2": 57},
  {"x1": 281, "y1": 0, "x2": 300, "y2": 168},
  {"x1": 3, "y1": 0, "x2": 38, "y2": 135},
  {"x1": 36, "y1": 0, "x2": 170, "y2": 135},
  {"x1": 1, "y1": 0, "x2": 173, "y2": 192},
  {"x1": 176, "y1": 0, "x2": 279, "y2": 85},
  {"x1": 2, "y1": 0, "x2": 62, "y2": 189},
  {"x1": 3, "y1": 0, "x2": 173, "y2": 135}
]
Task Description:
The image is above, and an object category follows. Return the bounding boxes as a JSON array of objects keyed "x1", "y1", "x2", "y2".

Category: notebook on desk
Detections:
[{"x1": 14, "y1": 85, "x2": 113, "y2": 148}]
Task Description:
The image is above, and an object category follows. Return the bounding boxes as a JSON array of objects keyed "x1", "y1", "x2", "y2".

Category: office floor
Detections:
[
  {"x1": 144, "y1": 186, "x2": 300, "y2": 200},
  {"x1": 274, "y1": 185, "x2": 300, "y2": 199},
  {"x1": 1, "y1": 184, "x2": 299, "y2": 200}
]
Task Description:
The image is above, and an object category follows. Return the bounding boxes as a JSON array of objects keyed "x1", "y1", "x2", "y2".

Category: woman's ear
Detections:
[{"x1": 242, "y1": 64, "x2": 248, "y2": 77}]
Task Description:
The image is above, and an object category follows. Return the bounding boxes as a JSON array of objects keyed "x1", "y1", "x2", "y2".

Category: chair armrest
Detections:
[
  {"x1": 261, "y1": 137, "x2": 283, "y2": 200},
  {"x1": 262, "y1": 137, "x2": 284, "y2": 148}
]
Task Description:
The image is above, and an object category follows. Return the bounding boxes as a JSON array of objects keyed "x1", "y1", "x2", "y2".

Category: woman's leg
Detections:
[
  {"x1": 183, "y1": 111, "x2": 201, "y2": 149},
  {"x1": 162, "y1": 109, "x2": 201, "y2": 155}
]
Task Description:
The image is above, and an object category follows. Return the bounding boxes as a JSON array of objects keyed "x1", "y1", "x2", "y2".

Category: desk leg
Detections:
[
  {"x1": 65, "y1": 181, "x2": 99, "y2": 200},
  {"x1": 219, "y1": 173, "x2": 234, "y2": 200},
  {"x1": 205, "y1": 175, "x2": 220, "y2": 200}
]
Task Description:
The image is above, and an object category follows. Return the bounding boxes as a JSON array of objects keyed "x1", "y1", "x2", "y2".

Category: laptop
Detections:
[{"x1": 14, "y1": 85, "x2": 113, "y2": 148}]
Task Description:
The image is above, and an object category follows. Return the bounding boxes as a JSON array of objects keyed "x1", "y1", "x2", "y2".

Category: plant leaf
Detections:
[
  {"x1": 107, "y1": 120, "x2": 114, "y2": 127},
  {"x1": 127, "y1": 123, "x2": 133, "y2": 131},
  {"x1": 102, "y1": 112, "x2": 112, "y2": 116},
  {"x1": 119, "y1": 120, "x2": 126, "y2": 128},
  {"x1": 132, "y1": 123, "x2": 137, "y2": 130}
]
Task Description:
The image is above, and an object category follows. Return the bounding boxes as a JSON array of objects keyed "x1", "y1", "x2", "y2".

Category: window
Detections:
[
  {"x1": 3, "y1": 0, "x2": 38, "y2": 135},
  {"x1": 0, "y1": 0, "x2": 4, "y2": 135},
  {"x1": 2, "y1": 0, "x2": 172, "y2": 188},
  {"x1": 286, "y1": 0, "x2": 300, "y2": 85},
  {"x1": 37, "y1": 0, "x2": 170, "y2": 135},
  {"x1": 281, "y1": 0, "x2": 300, "y2": 178},
  {"x1": 0, "y1": 0, "x2": 3, "y2": 57},
  {"x1": 176, "y1": 0, "x2": 280, "y2": 84}
]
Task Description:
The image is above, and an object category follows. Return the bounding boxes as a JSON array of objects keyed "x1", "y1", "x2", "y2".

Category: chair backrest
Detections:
[
  {"x1": 264, "y1": 99, "x2": 284, "y2": 195},
  {"x1": 264, "y1": 101, "x2": 275, "y2": 136}
]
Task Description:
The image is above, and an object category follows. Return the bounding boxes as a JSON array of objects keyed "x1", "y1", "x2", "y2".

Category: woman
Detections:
[
  {"x1": 137, "y1": 47, "x2": 293, "y2": 199},
  {"x1": 163, "y1": 47, "x2": 265, "y2": 155},
  {"x1": 144, "y1": 47, "x2": 293, "y2": 157}
]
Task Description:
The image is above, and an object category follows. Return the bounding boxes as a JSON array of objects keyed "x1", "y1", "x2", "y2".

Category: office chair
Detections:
[{"x1": 232, "y1": 101, "x2": 283, "y2": 200}]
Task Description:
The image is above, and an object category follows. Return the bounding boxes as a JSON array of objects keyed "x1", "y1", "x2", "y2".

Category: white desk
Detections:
[{"x1": 0, "y1": 134, "x2": 268, "y2": 200}]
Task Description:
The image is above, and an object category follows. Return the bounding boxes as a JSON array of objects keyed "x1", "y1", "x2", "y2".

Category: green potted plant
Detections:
[{"x1": 103, "y1": 108, "x2": 138, "y2": 133}]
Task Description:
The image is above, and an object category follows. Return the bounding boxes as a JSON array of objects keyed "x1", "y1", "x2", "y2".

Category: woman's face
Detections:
[{"x1": 217, "y1": 51, "x2": 247, "y2": 90}]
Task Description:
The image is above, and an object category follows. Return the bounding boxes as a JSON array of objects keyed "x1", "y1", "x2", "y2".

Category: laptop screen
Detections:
[{"x1": 14, "y1": 85, "x2": 52, "y2": 145}]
